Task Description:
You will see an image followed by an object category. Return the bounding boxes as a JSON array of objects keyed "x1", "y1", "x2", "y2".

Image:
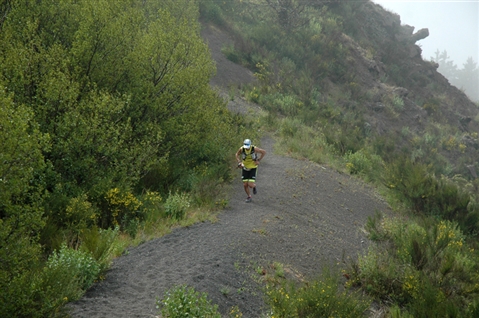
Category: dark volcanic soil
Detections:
[{"x1": 67, "y1": 24, "x2": 391, "y2": 318}]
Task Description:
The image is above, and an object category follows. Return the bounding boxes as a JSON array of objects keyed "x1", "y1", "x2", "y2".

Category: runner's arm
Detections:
[
  {"x1": 254, "y1": 147, "x2": 266, "y2": 162},
  {"x1": 235, "y1": 147, "x2": 243, "y2": 163}
]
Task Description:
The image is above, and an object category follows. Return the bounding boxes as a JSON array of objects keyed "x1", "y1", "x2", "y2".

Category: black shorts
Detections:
[{"x1": 241, "y1": 168, "x2": 257, "y2": 182}]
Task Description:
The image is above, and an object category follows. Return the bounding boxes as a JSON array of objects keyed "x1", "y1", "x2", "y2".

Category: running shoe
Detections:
[
  {"x1": 253, "y1": 187, "x2": 257, "y2": 195},
  {"x1": 245, "y1": 196, "x2": 252, "y2": 203}
]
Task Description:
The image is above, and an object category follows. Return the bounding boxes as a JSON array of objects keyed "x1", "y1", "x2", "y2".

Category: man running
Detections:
[{"x1": 235, "y1": 139, "x2": 266, "y2": 203}]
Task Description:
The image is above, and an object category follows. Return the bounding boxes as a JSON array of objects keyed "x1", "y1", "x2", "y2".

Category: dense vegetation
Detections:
[
  {"x1": 2, "y1": 0, "x2": 479, "y2": 316},
  {"x1": 200, "y1": 0, "x2": 479, "y2": 317},
  {"x1": 0, "y1": 1, "x2": 243, "y2": 316}
]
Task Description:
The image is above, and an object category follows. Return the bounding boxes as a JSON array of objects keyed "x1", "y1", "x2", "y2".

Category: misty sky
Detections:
[{"x1": 372, "y1": 0, "x2": 479, "y2": 68}]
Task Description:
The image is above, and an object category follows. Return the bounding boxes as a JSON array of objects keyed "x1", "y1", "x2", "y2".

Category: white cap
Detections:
[{"x1": 243, "y1": 139, "x2": 251, "y2": 149}]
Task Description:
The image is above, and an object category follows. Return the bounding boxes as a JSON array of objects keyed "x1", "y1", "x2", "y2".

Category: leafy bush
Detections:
[
  {"x1": 247, "y1": 86, "x2": 261, "y2": 104},
  {"x1": 273, "y1": 121, "x2": 335, "y2": 164},
  {"x1": 157, "y1": 285, "x2": 221, "y2": 318},
  {"x1": 344, "y1": 149, "x2": 384, "y2": 182},
  {"x1": 278, "y1": 94, "x2": 303, "y2": 117},
  {"x1": 392, "y1": 95, "x2": 404, "y2": 111},
  {"x1": 34, "y1": 259, "x2": 84, "y2": 316},
  {"x1": 63, "y1": 194, "x2": 98, "y2": 246},
  {"x1": 165, "y1": 191, "x2": 191, "y2": 220},
  {"x1": 423, "y1": 98, "x2": 440, "y2": 115},
  {"x1": 266, "y1": 269, "x2": 371, "y2": 318},
  {"x1": 1, "y1": 242, "x2": 103, "y2": 318},
  {"x1": 384, "y1": 157, "x2": 479, "y2": 233},
  {"x1": 323, "y1": 122, "x2": 364, "y2": 156},
  {"x1": 80, "y1": 226, "x2": 121, "y2": 272},
  {"x1": 46, "y1": 243, "x2": 101, "y2": 290},
  {"x1": 1, "y1": 261, "x2": 82, "y2": 318},
  {"x1": 187, "y1": 164, "x2": 232, "y2": 207},
  {"x1": 279, "y1": 117, "x2": 303, "y2": 137},
  {"x1": 355, "y1": 215, "x2": 479, "y2": 316},
  {"x1": 0, "y1": 240, "x2": 45, "y2": 318},
  {"x1": 103, "y1": 188, "x2": 143, "y2": 232},
  {"x1": 199, "y1": 0, "x2": 225, "y2": 25}
]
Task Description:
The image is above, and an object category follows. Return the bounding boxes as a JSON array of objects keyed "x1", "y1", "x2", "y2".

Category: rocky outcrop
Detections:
[
  {"x1": 397, "y1": 24, "x2": 429, "y2": 44},
  {"x1": 411, "y1": 28, "x2": 429, "y2": 43}
]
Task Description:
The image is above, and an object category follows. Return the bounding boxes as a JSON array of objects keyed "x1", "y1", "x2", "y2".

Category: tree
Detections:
[
  {"x1": 0, "y1": 0, "x2": 13, "y2": 30},
  {"x1": 0, "y1": 86, "x2": 48, "y2": 316},
  {"x1": 431, "y1": 50, "x2": 479, "y2": 102},
  {"x1": 459, "y1": 57, "x2": 479, "y2": 102},
  {"x1": 431, "y1": 49, "x2": 459, "y2": 86},
  {"x1": 0, "y1": 0, "x2": 235, "y2": 226},
  {"x1": 0, "y1": 0, "x2": 233, "y2": 314}
]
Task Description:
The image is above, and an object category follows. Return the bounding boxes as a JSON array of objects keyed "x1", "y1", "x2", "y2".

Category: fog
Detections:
[{"x1": 373, "y1": 0, "x2": 479, "y2": 67}]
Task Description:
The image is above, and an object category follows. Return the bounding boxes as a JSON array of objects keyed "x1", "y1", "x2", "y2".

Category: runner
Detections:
[{"x1": 235, "y1": 139, "x2": 266, "y2": 203}]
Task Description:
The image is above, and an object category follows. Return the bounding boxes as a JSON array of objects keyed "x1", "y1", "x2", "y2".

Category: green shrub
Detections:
[
  {"x1": 165, "y1": 191, "x2": 191, "y2": 220},
  {"x1": 392, "y1": 95, "x2": 404, "y2": 111},
  {"x1": 63, "y1": 193, "x2": 98, "y2": 246},
  {"x1": 0, "y1": 243, "x2": 45, "y2": 318},
  {"x1": 141, "y1": 190, "x2": 163, "y2": 214},
  {"x1": 384, "y1": 157, "x2": 479, "y2": 234},
  {"x1": 364, "y1": 211, "x2": 387, "y2": 242},
  {"x1": 199, "y1": 0, "x2": 225, "y2": 25},
  {"x1": 157, "y1": 285, "x2": 221, "y2": 318},
  {"x1": 46, "y1": 243, "x2": 100, "y2": 290},
  {"x1": 372, "y1": 133, "x2": 398, "y2": 162},
  {"x1": 266, "y1": 269, "x2": 371, "y2": 318},
  {"x1": 103, "y1": 188, "x2": 143, "y2": 231},
  {"x1": 1, "y1": 261, "x2": 82, "y2": 318},
  {"x1": 279, "y1": 117, "x2": 303, "y2": 137},
  {"x1": 80, "y1": 226, "x2": 121, "y2": 272},
  {"x1": 323, "y1": 124, "x2": 364, "y2": 156},
  {"x1": 275, "y1": 122, "x2": 334, "y2": 164},
  {"x1": 269, "y1": 93, "x2": 303, "y2": 117},
  {"x1": 281, "y1": 95, "x2": 302, "y2": 117},
  {"x1": 35, "y1": 259, "x2": 84, "y2": 315},
  {"x1": 344, "y1": 149, "x2": 384, "y2": 182},
  {"x1": 356, "y1": 216, "x2": 479, "y2": 316},
  {"x1": 222, "y1": 44, "x2": 241, "y2": 64},
  {"x1": 188, "y1": 164, "x2": 231, "y2": 207},
  {"x1": 3, "y1": 237, "x2": 113, "y2": 318},
  {"x1": 356, "y1": 247, "x2": 404, "y2": 302},
  {"x1": 423, "y1": 97, "x2": 440, "y2": 115},
  {"x1": 247, "y1": 86, "x2": 261, "y2": 104},
  {"x1": 386, "y1": 64, "x2": 408, "y2": 86}
]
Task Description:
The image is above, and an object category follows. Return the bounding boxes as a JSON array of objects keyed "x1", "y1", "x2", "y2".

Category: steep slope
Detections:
[
  {"x1": 330, "y1": 1, "x2": 479, "y2": 176},
  {"x1": 207, "y1": 0, "x2": 479, "y2": 180},
  {"x1": 341, "y1": 1, "x2": 479, "y2": 140}
]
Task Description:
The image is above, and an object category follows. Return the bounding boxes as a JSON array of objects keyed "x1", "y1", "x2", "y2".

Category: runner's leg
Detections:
[
  {"x1": 242, "y1": 169, "x2": 252, "y2": 199},
  {"x1": 250, "y1": 168, "x2": 257, "y2": 194},
  {"x1": 243, "y1": 180, "x2": 250, "y2": 197}
]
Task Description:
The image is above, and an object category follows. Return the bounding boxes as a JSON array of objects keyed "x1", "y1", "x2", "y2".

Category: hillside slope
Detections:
[
  {"x1": 67, "y1": 23, "x2": 391, "y2": 317},
  {"x1": 342, "y1": 1, "x2": 479, "y2": 171},
  {"x1": 205, "y1": 0, "x2": 479, "y2": 181}
]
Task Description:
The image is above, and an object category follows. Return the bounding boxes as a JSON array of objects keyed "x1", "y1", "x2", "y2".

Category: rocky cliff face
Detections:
[{"x1": 334, "y1": 1, "x2": 479, "y2": 177}]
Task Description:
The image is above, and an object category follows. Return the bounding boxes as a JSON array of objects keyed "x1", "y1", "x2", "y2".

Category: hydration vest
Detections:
[{"x1": 241, "y1": 146, "x2": 257, "y2": 161}]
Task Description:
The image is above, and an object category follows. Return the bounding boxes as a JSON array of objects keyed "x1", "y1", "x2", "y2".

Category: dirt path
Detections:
[
  {"x1": 68, "y1": 135, "x2": 390, "y2": 317},
  {"x1": 67, "y1": 24, "x2": 391, "y2": 318}
]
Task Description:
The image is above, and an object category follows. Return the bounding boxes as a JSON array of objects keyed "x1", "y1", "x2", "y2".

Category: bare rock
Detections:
[{"x1": 411, "y1": 28, "x2": 429, "y2": 43}]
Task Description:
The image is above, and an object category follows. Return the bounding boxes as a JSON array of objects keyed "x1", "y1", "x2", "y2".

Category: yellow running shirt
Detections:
[{"x1": 242, "y1": 146, "x2": 257, "y2": 170}]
